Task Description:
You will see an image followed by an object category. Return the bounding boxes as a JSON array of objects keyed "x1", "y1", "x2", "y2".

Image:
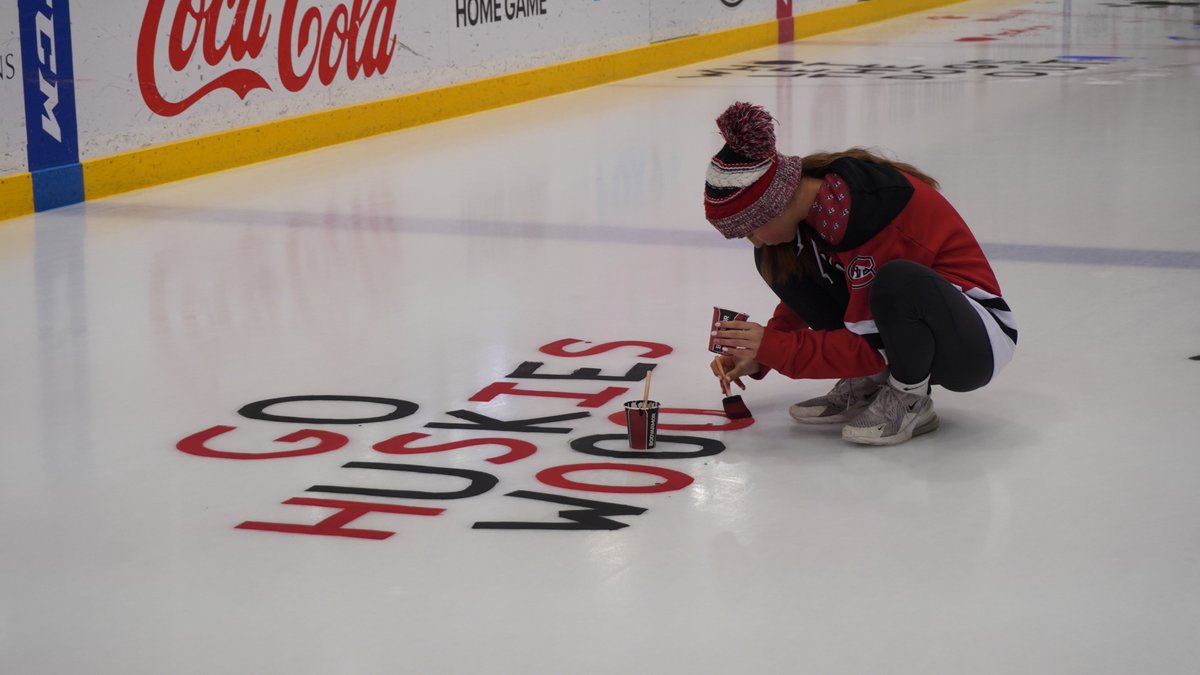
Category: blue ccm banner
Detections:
[{"x1": 19, "y1": 0, "x2": 83, "y2": 211}]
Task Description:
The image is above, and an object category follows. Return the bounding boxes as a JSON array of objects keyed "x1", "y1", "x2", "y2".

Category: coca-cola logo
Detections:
[{"x1": 138, "y1": 0, "x2": 399, "y2": 117}]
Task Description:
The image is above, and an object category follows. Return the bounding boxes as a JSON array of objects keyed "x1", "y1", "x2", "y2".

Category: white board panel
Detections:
[{"x1": 1, "y1": 10, "x2": 28, "y2": 175}]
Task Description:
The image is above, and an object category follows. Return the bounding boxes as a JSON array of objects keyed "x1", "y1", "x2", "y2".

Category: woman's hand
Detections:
[
  {"x1": 710, "y1": 354, "x2": 760, "y2": 395},
  {"x1": 713, "y1": 320, "x2": 765, "y2": 359},
  {"x1": 726, "y1": 352, "x2": 761, "y2": 389},
  {"x1": 714, "y1": 321, "x2": 764, "y2": 391},
  {"x1": 709, "y1": 323, "x2": 763, "y2": 394}
]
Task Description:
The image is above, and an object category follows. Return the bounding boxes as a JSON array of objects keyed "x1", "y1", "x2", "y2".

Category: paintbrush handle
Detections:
[
  {"x1": 714, "y1": 358, "x2": 731, "y2": 397},
  {"x1": 642, "y1": 370, "x2": 652, "y2": 408}
]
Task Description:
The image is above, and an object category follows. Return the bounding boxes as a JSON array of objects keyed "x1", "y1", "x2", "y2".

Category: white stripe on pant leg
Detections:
[{"x1": 964, "y1": 294, "x2": 1017, "y2": 379}]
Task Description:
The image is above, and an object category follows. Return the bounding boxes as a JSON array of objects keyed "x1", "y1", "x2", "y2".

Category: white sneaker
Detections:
[
  {"x1": 841, "y1": 384, "x2": 938, "y2": 446},
  {"x1": 789, "y1": 375, "x2": 885, "y2": 425}
]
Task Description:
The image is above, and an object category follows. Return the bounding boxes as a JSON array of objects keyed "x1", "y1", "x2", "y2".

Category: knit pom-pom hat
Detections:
[{"x1": 704, "y1": 102, "x2": 803, "y2": 239}]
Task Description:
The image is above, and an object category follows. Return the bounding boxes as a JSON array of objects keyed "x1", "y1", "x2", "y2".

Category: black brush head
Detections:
[{"x1": 722, "y1": 394, "x2": 752, "y2": 420}]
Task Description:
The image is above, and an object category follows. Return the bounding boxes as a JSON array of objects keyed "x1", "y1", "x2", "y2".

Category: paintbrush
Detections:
[
  {"x1": 642, "y1": 370, "x2": 652, "y2": 409},
  {"x1": 714, "y1": 358, "x2": 752, "y2": 420}
]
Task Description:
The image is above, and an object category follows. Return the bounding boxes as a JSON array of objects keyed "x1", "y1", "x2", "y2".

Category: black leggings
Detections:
[
  {"x1": 869, "y1": 260, "x2": 993, "y2": 392},
  {"x1": 760, "y1": 254, "x2": 994, "y2": 392}
]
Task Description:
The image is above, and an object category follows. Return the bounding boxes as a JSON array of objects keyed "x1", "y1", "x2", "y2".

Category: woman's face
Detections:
[
  {"x1": 746, "y1": 185, "x2": 805, "y2": 248},
  {"x1": 747, "y1": 209, "x2": 798, "y2": 248}
]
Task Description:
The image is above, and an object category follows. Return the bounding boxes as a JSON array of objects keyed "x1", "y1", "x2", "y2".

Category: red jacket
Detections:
[{"x1": 756, "y1": 159, "x2": 1006, "y2": 380}]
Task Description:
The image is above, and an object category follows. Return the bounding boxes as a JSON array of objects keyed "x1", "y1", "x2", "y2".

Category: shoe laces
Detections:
[
  {"x1": 830, "y1": 376, "x2": 879, "y2": 407},
  {"x1": 854, "y1": 384, "x2": 904, "y2": 427},
  {"x1": 828, "y1": 378, "x2": 857, "y2": 406},
  {"x1": 875, "y1": 385, "x2": 904, "y2": 417}
]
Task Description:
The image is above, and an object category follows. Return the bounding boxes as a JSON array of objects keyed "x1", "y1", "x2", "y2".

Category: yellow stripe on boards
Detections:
[
  {"x1": 0, "y1": 173, "x2": 35, "y2": 221},
  {"x1": 74, "y1": 0, "x2": 966, "y2": 206},
  {"x1": 794, "y1": 0, "x2": 972, "y2": 37},
  {"x1": 83, "y1": 20, "x2": 778, "y2": 201}
]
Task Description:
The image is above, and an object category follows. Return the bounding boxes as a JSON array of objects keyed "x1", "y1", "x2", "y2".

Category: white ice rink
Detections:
[{"x1": 2, "y1": 1, "x2": 1199, "y2": 673}]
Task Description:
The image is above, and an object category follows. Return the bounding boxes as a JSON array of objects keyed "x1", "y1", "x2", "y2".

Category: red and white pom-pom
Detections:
[{"x1": 715, "y1": 102, "x2": 777, "y2": 160}]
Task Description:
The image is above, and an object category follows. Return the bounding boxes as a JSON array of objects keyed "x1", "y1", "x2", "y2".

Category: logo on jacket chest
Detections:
[{"x1": 847, "y1": 255, "x2": 877, "y2": 289}]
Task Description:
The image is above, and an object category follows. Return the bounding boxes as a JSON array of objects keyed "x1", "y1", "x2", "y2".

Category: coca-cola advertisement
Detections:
[{"x1": 137, "y1": 0, "x2": 401, "y2": 117}]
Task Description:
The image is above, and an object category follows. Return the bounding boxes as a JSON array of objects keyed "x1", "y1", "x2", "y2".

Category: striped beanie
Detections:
[{"x1": 704, "y1": 102, "x2": 803, "y2": 239}]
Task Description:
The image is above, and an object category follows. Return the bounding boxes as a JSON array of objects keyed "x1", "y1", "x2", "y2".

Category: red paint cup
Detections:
[
  {"x1": 624, "y1": 400, "x2": 659, "y2": 449},
  {"x1": 710, "y1": 306, "x2": 749, "y2": 354}
]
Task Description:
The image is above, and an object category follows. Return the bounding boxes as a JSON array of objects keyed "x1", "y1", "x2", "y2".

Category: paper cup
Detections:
[
  {"x1": 623, "y1": 400, "x2": 660, "y2": 449},
  {"x1": 710, "y1": 306, "x2": 749, "y2": 354}
]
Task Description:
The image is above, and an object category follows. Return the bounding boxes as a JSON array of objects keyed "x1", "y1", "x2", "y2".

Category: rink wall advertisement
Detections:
[
  {"x1": 80, "y1": 0, "x2": 812, "y2": 159},
  {"x1": 2, "y1": 0, "x2": 963, "y2": 219}
]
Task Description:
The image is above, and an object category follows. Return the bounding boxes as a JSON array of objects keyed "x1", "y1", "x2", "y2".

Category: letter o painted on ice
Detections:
[
  {"x1": 536, "y1": 462, "x2": 693, "y2": 494},
  {"x1": 570, "y1": 433, "x2": 725, "y2": 460},
  {"x1": 239, "y1": 395, "x2": 419, "y2": 425},
  {"x1": 605, "y1": 407, "x2": 753, "y2": 431}
]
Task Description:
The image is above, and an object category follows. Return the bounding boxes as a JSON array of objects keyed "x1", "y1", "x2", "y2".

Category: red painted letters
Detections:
[
  {"x1": 537, "y1": 463, "x2": 694, "y2": 494},
  {"x1": 539, "y1": 339, "x2": 673, "y2": 359},
  {"x1": 373, "y1": 432, "x2": 537, "y2": 465},
  {"x1": 605, "y1": 407, "x2": 754, "y2": 432},
  {"x1": 177, "y1": 425, "x2": 348, "y2": 460},
  {"x1": 470, "y1": 382, "x2": 629, "y2": 409},
  {"x1": 237, "y1": 497, "x2": 443, "y2": 539}
]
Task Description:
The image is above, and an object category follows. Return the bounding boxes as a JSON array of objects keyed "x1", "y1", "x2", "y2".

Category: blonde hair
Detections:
[{"x1": 757, "y1": 148, "x2": 938, "y2": 286}]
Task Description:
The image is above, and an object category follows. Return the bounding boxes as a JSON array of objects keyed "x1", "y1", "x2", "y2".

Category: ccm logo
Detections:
[{"x1": 30, "y1": 2, "x2": 62, "y2": 141}]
